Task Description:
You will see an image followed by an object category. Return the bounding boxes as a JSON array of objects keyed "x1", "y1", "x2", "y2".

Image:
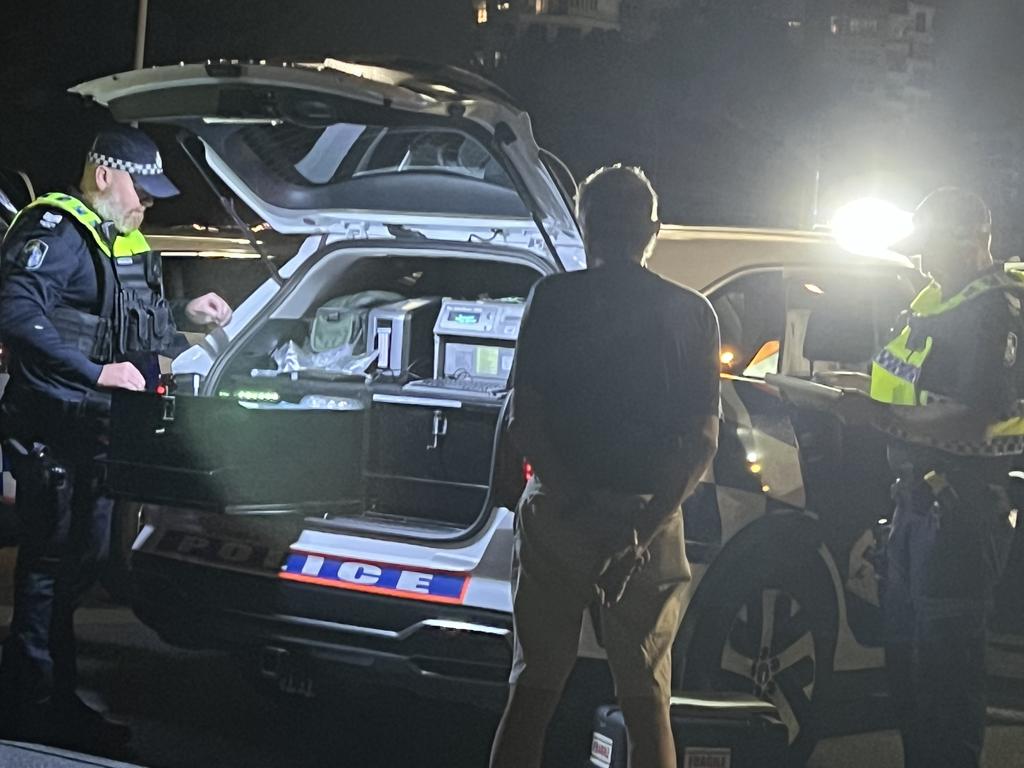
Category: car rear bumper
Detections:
[{"x1": 130, "y1": 552, "x2": 514, "y2": 707}]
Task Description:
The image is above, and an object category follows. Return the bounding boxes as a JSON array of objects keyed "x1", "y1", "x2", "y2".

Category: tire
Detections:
[{"x1": 682, "y1": 553, "x2": 838, "y2": 766}]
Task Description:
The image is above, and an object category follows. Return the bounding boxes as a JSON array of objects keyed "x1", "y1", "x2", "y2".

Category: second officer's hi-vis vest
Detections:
[
  {"x1": 870, "y1": 267, "x2": 1024, "y2": 455},
  {"x1": 7, "y1": 193, "x2": 177, "y2": 363}
]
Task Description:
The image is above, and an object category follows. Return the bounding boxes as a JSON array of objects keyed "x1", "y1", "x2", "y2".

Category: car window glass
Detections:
[
  {"x1": 782, "y1": 269, "x2": 916, "y2": 378},
  {"x1": 191, "y1": 119, "x2": 530, "y2": 219},
  {"x1": 708, "y1": 270, "x2": 785, "y2": 378}
]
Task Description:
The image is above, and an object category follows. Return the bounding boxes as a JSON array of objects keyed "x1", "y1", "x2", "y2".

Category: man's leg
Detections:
[
  {"x1": 490, "y1": 480, "x2": 588, "y2": 768},
  {"x1": 51, "y1": 474, "x2": 113, "y2": 703},
  {"x1": 618, "y1": 695, "x2": 676, "y2": 768},
  {"x1": 489, "y1": 683, "x2": 564, "y2": 768},
  {"x1": 880, "y1": 477, "x2": 924, "y2": 765},
  {"x1": 909, "y1": 475, "x2": 1015, "y2": 768},
  {"x1": 603, "y1": 513, "x2": 689, "y2": 768},
  {"x1": 0, "y1": 448, "x2": 75, "y2": 720},
  {"x1": 489, "y1": 557, "x2": 584, "y2": 768},
  {"x1": 912, "y1": 607, "x2": 987, "y2": 768}
]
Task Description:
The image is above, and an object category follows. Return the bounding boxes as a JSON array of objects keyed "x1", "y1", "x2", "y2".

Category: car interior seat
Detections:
[{"x1": 802, "y1": 302, "x2": 879, "y2": 381}]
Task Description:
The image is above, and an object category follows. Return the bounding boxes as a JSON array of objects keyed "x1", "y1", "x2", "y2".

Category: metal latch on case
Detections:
[
  {"x1": 428, "y1": 409, "x2": 447, "y2": 450},
  {"x1": 161, "y1": 395, "x2": 176, "y2": 424}
]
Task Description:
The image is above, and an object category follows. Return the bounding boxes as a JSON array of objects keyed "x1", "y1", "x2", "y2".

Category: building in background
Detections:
[
  {"x1": 817, "y1": 0, "x2": 937, "y2": 122},
  {"x1": 472, "y1": 0, "x2": 621, "y2": 68}
]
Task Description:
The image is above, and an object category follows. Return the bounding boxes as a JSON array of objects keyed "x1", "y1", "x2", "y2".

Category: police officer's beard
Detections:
[{"x1": 91, "y1": 192, "x2": 144, "y2": 235}]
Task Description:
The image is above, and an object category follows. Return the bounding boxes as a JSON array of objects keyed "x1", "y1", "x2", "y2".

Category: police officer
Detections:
[
  {"x1": 838, "y1": 188, "x2": 1023, "y2": 767},
  {"x1": 0, "y1": 126, "x2": 232, "y2": 751}
]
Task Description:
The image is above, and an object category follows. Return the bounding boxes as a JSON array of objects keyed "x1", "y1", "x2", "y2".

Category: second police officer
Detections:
[{"x1": 840, "y1": 188, "x2": 1023, "y2": 768}]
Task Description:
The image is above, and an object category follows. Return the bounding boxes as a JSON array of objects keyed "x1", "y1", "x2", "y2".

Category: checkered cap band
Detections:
[{"x1": 87, "y1": 151, "x2": 163, "y2": 176}]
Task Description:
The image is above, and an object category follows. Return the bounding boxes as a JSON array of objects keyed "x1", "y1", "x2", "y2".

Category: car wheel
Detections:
[{"x1": 682, "y1": 556, "x2": 837, "y2": 765}]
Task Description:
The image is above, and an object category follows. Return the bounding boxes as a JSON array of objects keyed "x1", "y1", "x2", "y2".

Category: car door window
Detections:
[
  {"x1": 781, "y1": 269, "x2": 918, "y2": 379},
  {"x1": 708, "y1": 270, "x2": 785, "y2": 378}
]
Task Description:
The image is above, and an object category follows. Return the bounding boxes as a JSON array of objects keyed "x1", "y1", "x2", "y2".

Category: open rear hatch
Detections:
[
  {"x1": 75, "y1": 60, "x2": 578, "y2": 531},
  {"x1": 71, "y1": 60, "x2": 583, "y2": 269}
]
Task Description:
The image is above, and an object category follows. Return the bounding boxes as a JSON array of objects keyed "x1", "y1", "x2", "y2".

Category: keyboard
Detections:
[{"x1": 404, "y1": 378, "x2": 507, "y2": 397}]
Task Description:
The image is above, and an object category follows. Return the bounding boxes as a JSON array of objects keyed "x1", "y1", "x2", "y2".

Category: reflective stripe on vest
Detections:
[{"x1": 870, "y1": 268, "x2": 1024, "y2": 455}]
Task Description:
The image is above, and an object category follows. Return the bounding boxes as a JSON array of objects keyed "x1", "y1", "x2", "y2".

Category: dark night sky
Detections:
[
  {"x1": 0, "y1": 2, "x2": 475, "y2": 190},
  {"x1": 3, "y1": 1, "x2": 1024, "y2": 235}
]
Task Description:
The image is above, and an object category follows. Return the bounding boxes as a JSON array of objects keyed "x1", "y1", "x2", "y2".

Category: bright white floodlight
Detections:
[{"x1": 831, "y1": 198, "x2": 914, "y2": 257}]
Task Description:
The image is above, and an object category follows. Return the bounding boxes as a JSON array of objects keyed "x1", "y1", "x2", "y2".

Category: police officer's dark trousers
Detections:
[
  {"x1": 0, "y1": 394, "x2": 112, "y2": 714},
  {"x1": 883, "y1": 446, "x2": 1016, "y2": 768}
]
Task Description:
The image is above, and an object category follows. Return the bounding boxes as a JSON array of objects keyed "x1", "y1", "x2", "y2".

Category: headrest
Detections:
[{"x1": 802, "y1": 304, "x2": 878, "y2": 365}]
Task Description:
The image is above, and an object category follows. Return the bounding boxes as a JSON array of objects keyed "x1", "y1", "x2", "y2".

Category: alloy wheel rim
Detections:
[{"x1": 716, "y1": 587, "x2": 817, "y2": 744}]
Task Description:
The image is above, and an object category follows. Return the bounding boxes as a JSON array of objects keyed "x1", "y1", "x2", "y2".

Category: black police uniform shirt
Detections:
[
  {"x1": 0, "y1": 205, "x2": 109, "y2": 403},
  {"x1": 891, "y1": 265, "x2": 1024, "y2": 467},
  {"x1": 916, "y1": 267, "x2": 1024, "y2": 418},
  {"x1": 512, "y1": 261, "x2": 721, "y2": 494}
]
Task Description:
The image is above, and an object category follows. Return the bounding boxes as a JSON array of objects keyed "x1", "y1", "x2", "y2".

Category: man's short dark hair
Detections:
[{"x1": 577, "y1": 164, "x2": 659, "y2": 264}]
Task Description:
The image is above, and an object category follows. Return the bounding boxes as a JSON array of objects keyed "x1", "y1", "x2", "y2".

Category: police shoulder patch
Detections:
[
  {"x1": 21, "y1": 239, "x2": 49, "y2": 271},
  {"x1": 1005, "y1": 331, "x2": 1018, "y2": 368}
]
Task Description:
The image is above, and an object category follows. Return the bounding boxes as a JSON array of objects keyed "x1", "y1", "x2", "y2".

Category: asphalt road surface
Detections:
[{"x1": 0, "y1": 549, "x2": 1021, "y2": 768}]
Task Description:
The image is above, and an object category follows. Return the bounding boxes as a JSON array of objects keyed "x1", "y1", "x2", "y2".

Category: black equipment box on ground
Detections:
[{"x1": 588, "y1": 693, "x2": 788, "y2": 768}]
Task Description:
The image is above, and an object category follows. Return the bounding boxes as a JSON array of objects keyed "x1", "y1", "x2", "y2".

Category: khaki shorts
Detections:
[{"x1": 509, "y1": 476, "x2": 691, "y2": 700}]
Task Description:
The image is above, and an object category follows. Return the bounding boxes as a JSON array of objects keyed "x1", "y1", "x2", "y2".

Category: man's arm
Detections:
[
  {"x1": 506, "y1": 279, "x2": 582, "y2": 487},
  {"x1": 636, "y1": 295, "x2": 722, "y2": 549},
  {"x1": 881, "y1": 400, "x2": 1000, "y2": 443},
  {"x1": 634, "y1": 415, "x2": 719, "y2": 550},
  {"x1": 509, "y1": 383, "x2": 581, "y2": 489},
  {"x1": 170, "y1": 293, "x2": 233, "y2": 330}
]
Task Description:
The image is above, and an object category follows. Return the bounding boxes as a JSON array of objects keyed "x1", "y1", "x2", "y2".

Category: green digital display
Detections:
[{"x1": 475, "y1": 346, "x2": 500, "y2": 377}]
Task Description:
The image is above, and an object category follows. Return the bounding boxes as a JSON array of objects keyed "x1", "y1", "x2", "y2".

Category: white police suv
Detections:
[{"x1": 73, "y1": 62, "x2": 1024, "y2": 763}]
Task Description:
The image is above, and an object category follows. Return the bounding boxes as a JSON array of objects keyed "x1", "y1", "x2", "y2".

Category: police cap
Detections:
[
  {"x1": 87, "y1": 126, "x2": 179, "y2": 199},
  {"x1": 894, "y1": 187, "x2": 992, "y2": 255}
]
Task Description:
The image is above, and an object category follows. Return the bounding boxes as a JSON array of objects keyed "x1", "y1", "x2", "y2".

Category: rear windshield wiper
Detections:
[{"x1": 176, "y1": 131, "x2": 284, "y2": 286}]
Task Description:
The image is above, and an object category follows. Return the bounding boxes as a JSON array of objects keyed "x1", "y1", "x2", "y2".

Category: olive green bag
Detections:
[{"x1": 309, "y1": 291, "x2": 404, "y2": 353}]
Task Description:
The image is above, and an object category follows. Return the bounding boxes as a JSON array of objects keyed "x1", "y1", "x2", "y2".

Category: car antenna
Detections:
[{"x1": 175, "y1": 131, "x2": 284, "y2": 286}]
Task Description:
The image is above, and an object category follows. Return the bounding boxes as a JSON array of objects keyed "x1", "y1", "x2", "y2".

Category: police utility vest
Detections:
[
  {"x1": 9, "y1": 193, "x2": 177, "y2": 363},
  {"x1": 870, "y1": 268, "x2": 1024, "y2": 456}
]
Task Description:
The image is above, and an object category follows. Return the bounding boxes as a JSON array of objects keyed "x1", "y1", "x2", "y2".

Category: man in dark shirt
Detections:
[
  {"x1": 489, "y1": 165, "x2": 720, "y2": 768},
  {"x1": 842, "y1": 188, "x2": 1023, "y2": 767}
]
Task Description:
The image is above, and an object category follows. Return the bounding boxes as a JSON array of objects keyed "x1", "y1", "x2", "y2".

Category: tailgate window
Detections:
[{"x1": 196, "y1": 118, "x2": 530, "y2": 219}]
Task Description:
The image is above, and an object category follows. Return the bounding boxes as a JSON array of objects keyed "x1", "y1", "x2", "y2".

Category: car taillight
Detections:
[{"x1": 523, "y1": 460, "x2": 534, "y2": 484}]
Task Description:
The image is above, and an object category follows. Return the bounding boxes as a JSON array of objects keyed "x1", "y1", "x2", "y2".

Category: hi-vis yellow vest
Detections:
[
  {"x1": 12, "y1": 192, "x2": 150, "y2": 257},
  {"x1": 870, "y1": 268, "x2": 1024, "y2": 455},
  {"x1": 5, "y1": 193, "x2": 175, "y2": 361}
]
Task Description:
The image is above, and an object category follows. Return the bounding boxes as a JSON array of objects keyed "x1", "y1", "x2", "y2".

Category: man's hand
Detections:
[
  {"x1": 97, "y1": 362, "x2": 146, "y2": 391},
  {"x1": 594, "y1": 526, "x2": 650, "y2": 608},
  {"x1": 184, "y1": 292, "x2": 233, "y2": 327}
]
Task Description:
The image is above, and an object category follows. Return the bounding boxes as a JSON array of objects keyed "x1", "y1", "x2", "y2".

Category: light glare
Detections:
[{"x1": 831, "y1": 198, "x2": 913, "y2": 257}]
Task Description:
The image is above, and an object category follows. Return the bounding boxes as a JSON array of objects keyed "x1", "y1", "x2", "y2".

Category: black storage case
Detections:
[
  {"x1": 588, "y1": 693, "x2": 788, "y2": 768},
  {"x1": 106, "y1": 390, "x2": 365, "y2": 509}
]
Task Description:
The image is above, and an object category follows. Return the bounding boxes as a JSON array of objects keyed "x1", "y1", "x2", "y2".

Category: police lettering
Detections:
[
  {"x1": 337, "y1": 561, "x2": 382, "y2": 585},
  {"x1": 281, "y1": 552, "x2": 467, "y2": 603},
  {"x1": 157, "y1": 530, "x2": 273, "y2": 570}
]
